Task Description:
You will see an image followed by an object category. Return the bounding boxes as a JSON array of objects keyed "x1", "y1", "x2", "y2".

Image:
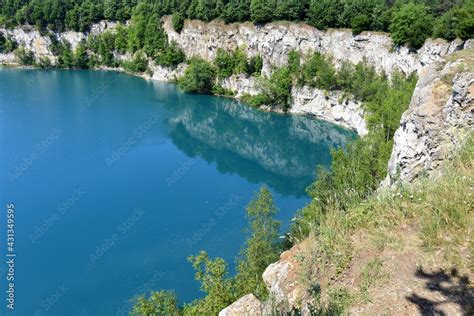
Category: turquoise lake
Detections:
[{"x1": 0, "y1": 69, "x2": 354, "y2": 315}]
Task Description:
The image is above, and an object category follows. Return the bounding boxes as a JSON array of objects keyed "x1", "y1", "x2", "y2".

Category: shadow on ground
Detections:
[{"x1": 406, "y1": 267, "x2": 474, "y2": 315}]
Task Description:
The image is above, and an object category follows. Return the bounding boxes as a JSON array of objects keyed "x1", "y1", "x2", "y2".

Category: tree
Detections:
[
  {"x1": 131, "y1": 291, "x2": 181, "y2": 316},
  {"x1": 155, "y1": 41, "x2": 186, "y2": 67},
  {"x1": 172, "y1": 12, "x2": 185, "y2": 33},
  {"x1": 235, "y1": 186, "x2": 281, "y2": 299},
  {"x1": 308, "y1": 0, "x2": 344, "y2": 30},
  {"x1": 276, "y1": 0, "x2": 306, "y2": 21},
  {"x1": 178, "y1": 57, "x2": 216, "y2": 93},
  {"x1": 103, "y1": 0, "x2": 118, "y2": 20},
  {"x1": 454, "y1": 0, "x2": 474, "y2": 40},
  {"x1": 250, "y1": 0, "x2": 275, "y2": 24},
  {"x1": 57, "y1": 41, "x2": 74, "y2": 68},
  {"x1": 389, "y1": 2, "x2": 434, "y2": 49},
  {"x1": 183, "y1": 251, "x2": 236, "y2": 315},
  {"x1": 351, "y1": 14, "x2": 370, "y2": 35},
  {"x1": 214, "y1": 48, "x2": 235, "y2": 78},
  {"x1": 14, "y1": 46, "x2": 35, "y2": 65},
  {"x1": 247, "y1": 55, "x2": 263, "y2": 76},
  {"x1": 73, "y1": 42, "x2": 89, "y2": 69}
]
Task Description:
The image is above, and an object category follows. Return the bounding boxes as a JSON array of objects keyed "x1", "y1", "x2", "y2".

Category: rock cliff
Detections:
[
  {"x1": 162, "y1": 16, "x2": 463, "y2": 78},
  {"x1": 383, "y1": 49, "x2": 474, "y2": 185}
]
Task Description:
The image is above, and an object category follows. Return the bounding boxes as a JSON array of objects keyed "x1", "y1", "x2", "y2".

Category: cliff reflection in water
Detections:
[{"x1": 155, "y1": 83, "x2": 356, "y2": 197}]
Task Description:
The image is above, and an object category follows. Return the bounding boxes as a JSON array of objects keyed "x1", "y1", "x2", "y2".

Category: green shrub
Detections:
[
  {"x1": 37, "y1": 56, "x2": 53, "y2": 69},
  {"x1": 73, "y1": 42, "x2": 89, "y2": 69},
  {"x1": 262, "y1": 66, "x2": 293, "y2": 110},
  {"x1": 156, "y1": 41, "x2": 186, "y2": 67},
  {"x1": 14, "y1": 46, "x2": 35, "y2": 65},
  {"x1": 211, "y1": 85, "x2": 235, "y2": 96},
  {"x1": 214, "y1": 48, "x2": 235, "y2": 79},
  {"x1": 298, "y1": 52, "x2": 338, "y2": 90},
  {"x1": 178, "y1": 57, "x2": 216, "y2": 93},
  {"x1": 0, "y1": 34, "x2": 17, "y2": 53},
  {"x1": 122, "y1": 51, "x2": 148, "y2": 73},
  {"x1": 247, "y1": 55, "x2": 263, "y2": 76},
  {"x1": 131, "y1": 291, "x2": 181, "y2": 316},
  {"x1": 241, "y1": 93, "x2": 271, "y2": 107},
  {"x1": 287, "y1": 49, "x2": 301, "y2": 73}
]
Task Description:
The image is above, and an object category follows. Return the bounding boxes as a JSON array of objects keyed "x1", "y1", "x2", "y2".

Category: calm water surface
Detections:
[{"x1": 0, "y1": 69, "x2": 354, "y2": 315}]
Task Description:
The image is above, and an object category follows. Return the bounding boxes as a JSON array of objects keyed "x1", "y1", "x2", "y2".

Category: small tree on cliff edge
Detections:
[{"x1": 235, "y1": 186, "x2": 281, "y2": 299}]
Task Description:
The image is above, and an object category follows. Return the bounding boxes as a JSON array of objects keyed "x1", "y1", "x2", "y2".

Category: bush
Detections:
[
  {"x1": 14, "y1": 46, "x2": 35, "y2": 65},
  {"x1": 241, "y1": 93, "x2": 271, "y2": 107},
  {"x1": 247, "y1": 55, "x2": 263, "y2": 76},
  {"x1": 172, "y1": 12, "x2": 185, "y2": 33},
  {"x1": 178, "y1": 57, "x2": 216, "y2": 93},
  {"x1": 298, "y1": 52, "x2": 338, "y2": 90},
  {"x1": 390, "y1": 3, "x2": 434, "y2": 49},
  {"x1": 131, "y1": 291, "x2": 181, "y2": 316},
  {"x1": 156, "y1": 41, "x2": 186, "y2": 67},
  {"x1": 122, "y1": 51, "x2": 148, "y2": 73},
  {"x1": 0, "y1": 34, "x2": 17, "y2": 53},
  {"x1": 213, "y1": 47, "x2": 250, "y2": 79},
  {"x1": 214, "y1": 48, "x2": 235, "y2": 79},
  {"x1": 37, "y1": 56, "x2": 53, "y2": 69},
  {"x1": 211, "y1": 84, "x2": 235, "y2": 96}
]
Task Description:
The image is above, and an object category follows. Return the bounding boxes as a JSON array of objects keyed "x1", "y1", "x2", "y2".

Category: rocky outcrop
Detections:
[
  {"x1": 291, "y1": 86, "x2": 368, "y2": 135},
  {"x1": 218, "y1": 294, "x2": 263, "y2": 316},
  {"x1": 162, "y1": 16, "x2": 463, "y2": 78},
  {"x1": 151, "y1": 64, "x2": 187, "y2": 82},
  {"x1": 221, "y1": 74, "x2": 262, "y2": 98},
  {"x1": 0, "y1": 26, "x2": 54, "y2": 61},
  {"x1": 383, "y1": 50, "x2": 474, "y2": 185}
]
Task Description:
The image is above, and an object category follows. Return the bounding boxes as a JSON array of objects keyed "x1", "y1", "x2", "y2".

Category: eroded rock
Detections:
[
  {"x1": 219, "y1": 294, "x2": 263, "y2": 316},
  {"x1": 383, "y1": 51, "x2": 474, "y2": 185}
]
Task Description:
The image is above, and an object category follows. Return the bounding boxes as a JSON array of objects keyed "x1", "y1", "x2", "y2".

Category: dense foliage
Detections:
[
  {"x1": 178, "y1": 57, "x2": 217, "y2": 93},
  {"x1": 1, "y1": 0, "x2": 472, "y2": 48},
  {"x1": 131, "y1": 187, "x2": 281, "y2": 314}
]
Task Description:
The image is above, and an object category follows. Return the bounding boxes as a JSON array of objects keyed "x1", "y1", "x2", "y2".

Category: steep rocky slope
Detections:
[
  {"x1": 383, "y1": 49, "x2": 474, "y2": 185},
  {"x1": 219, "y1": 49, "x2": 474, "y2": 316}
]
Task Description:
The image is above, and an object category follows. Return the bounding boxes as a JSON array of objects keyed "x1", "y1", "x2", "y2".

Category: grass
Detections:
[{"x1": 295, "y1": 133, "x2": 474, "y2": 312}]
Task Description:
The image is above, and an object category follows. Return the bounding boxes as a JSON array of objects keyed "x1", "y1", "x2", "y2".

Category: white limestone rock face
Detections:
[
  {"x1": 151, "y1": 64, "x2": 187, "y2": 82},
  {"x1": 291, "y1": 86, "x2": 368, "y2": 136},
  {"x1": 162, "y1": 16, "x2": 462, "y2": 79},
  {"x1": 383, "y1": 55, "x2": 474, "y2": 185},
  {"x1": 0, "y1": 53, "x2": 16, "y2": 64},
  {"x1": 219, "y1": 294, "x2": 263, "y2": 316},
  {"x1": 59, "y1": 31, "x2": 86, "y2": 50},
  {"x1": 220, "y1": 74, "x2": 262, "y2": 98},
  {"x1": 0, "y1": 26, "x2": 53, "y2": 61}
]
